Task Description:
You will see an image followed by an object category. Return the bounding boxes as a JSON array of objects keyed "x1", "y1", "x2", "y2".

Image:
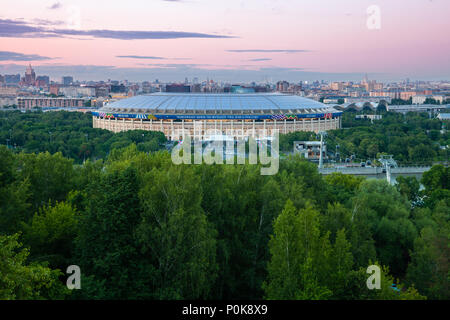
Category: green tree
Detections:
[
  {"x1": 23, "y1": 201, "x2": 78, "y2": 269},
  {"x1": 350, "y1": 180, "x2": 416, "y2": 276},
  {"x1": 0, "y1": 146, "x2": 31, "y2": 235},
  {"x1": 406, "y1": 205, "x2": 450, "y2": 299},
  {"x1": 327, "y1": 229, "x2": 354, "y2": 298},
  {"x1": 263, "y1": 200, "x2": 333, "y2": 300},
  {"x1": 17, "y1": 151, "x2": 75, "y2": 210},
  {"x1": 137, "y1": 165, "x2": 217, "y2": 299},
  {"x1": 421, "y1": 165, "x2": 450, "y2": 208},
  {"x1": 0, "y1": 233, "x2": 68, "y2": 300},
  {"x1": 396, "y1": 176, "x2": 420, "y2": 204},
  {"x1": 75, "y1": 166, "x2": 142, "y2": 299}
]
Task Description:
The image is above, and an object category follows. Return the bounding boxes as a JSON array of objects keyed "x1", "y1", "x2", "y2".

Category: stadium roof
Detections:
[{"x1": 102, "y1": 93, "x2": 338, "y2": 114}]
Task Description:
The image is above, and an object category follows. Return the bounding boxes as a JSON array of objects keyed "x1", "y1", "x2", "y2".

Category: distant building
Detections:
[
  {"x1": 387, "y1": 104, "x2": 449, "y2": 114},
  {"x1": 437, "y1": 113, "x2": 450, "y2": 121},
  {"x1": 293, "y1": 141, "x2": 327, "y2": 161},
  {"x1": 95, "y1": 86, "x2": 110, "y2": 97},
  {"x1": 190, "y1": 84, "x2": 201, "y2": 93},
  {"x1": 110, "y1": 84, "x2": 127, "y2": 93},
  {"x1": 60, "y1": 86, "x2": 96, "y2": 97},
  {"x1": 276, "y1": 81, "x2": 289, "y2": 92},
  {"x1": 0, "y1": 97, "x2": 17, "y2": 108},
  {"x1": 35, "y1": 75, "x2": 50, "y2": 87},
  {"x1": 254, "y1": 86, "x2": 270, "y2": 93},
  {"x1": 166, "y1": 84, "x2": 191, "y2": 93},
  {"x1": 412, "y1": 95, "x2": 446, "y2": 105},
  {"x1": 18, "y1": 97, "x2": 87, "y2": 110},
  {"x1": 5, "y1": 74, "x2": 20, "y2": 84},
  {"x1": 50, "y1": 84, "x2": 60, "y2": 96},
  {"x1": 0, "y1": 87, "x2": 18, "y2": 96},
  {"x1": 345, "y1": 96, "x2": 392, "y2": 104},
  {"x1": 355, "y1": 114, "x2": 382, "y2": 122},
  {"x1": 323, "y1": 96, "x2": 345, "y2": 104},
  {"x1": 400, "y1": 91, "x2": 417, "y2": 100},
  {"x1": 331, "y1": 82, "x2": 345, "y2": 91},
  {"x1": 62, "y1": 76, "x2": 74, "y2": 86},
  {"x1": 24, "y1": 64, "x2": 36, "y2": 85}
]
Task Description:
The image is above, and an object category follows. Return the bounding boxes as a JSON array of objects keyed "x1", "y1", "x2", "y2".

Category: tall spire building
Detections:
[{"x1": 24, "y1": 64, "x2": 36, "y2": 85}]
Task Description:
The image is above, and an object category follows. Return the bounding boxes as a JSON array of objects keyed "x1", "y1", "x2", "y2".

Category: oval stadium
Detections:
[{"x1": 92, "y1": 93, "x2": 342, "y2": 140}]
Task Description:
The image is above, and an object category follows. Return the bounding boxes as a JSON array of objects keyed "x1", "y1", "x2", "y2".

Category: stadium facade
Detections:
[{"x1": 92, "y1": 93, "x2": 342, "y2": 140}]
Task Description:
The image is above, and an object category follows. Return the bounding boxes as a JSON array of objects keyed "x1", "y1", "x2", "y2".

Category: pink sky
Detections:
[{"x1": 1, "y1": 0, "x2": 449, "y2": 81}]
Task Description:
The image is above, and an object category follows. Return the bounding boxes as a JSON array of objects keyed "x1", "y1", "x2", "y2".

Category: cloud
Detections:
[
  {"x1": 32, "y1": 18, "x2": 65, "y2": 26},
  {"x1": 248, "y1": 58, "x2": 272, "y2": 62},
  {"x1": 53, "y1": 29, "x2": 233, "y2": 40},
  {"x1": 227, "y1": 49, "x2": 310, "y2": 53},
  {"x1": 48, "y1": 2, "x2": 62, "y2": 10},
  {"x1": 0, "y1": 51, "x2": 55, "y2": 61},
  {"x1": 117, "y1": 55, "x2": 165, "y2": 60},
  {"x1": 0, "y1": 19, "x2": 51, "y2": 38},
  {"x1": 118, "y1": 55, "x2": 192, "y2": 61},
  {"x1": 0, "y1": 18, "x2": 235, "y2": 40}
]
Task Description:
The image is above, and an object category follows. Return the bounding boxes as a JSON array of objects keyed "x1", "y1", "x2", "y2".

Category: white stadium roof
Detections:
[{"x1": 101, "y1": 93, "x2": 339, "y2": 114}]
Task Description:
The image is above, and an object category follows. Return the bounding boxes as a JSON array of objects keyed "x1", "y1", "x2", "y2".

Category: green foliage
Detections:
[
  {"x1": 137, "y1": 165, "x2": 217, "y2": 299},
  {"x1": 0, "y1": 233, "x2": 68, "y2": 300},
  {"x1": 396, "y1": 176, "x2": 421, "y2": 204},
  {"x1": 351, "y1": 180, "x2": 417, "y2": 276},
  {"x1": 0, "y1": 146, "x2": 31, "y2": 235},
  {"x1": 22, "y1": 201, "x2": 78, "y2": 269},
  {"x1": 0, "y1": 110, "x2": 167, "y2": 163},
  {"x1": 325, "y1": 173, "x2": 364, "y2": 206},
  {"x1": 329, "y1": 111, "x2": 448, "y2": 164},
  {"x1": 406, "y1": 207, "x2": 450, "y2": 299},
  {"x1": 199, "y1": 164, "x2": 283, "y2": 299},
  {"x1": 421, "y1": 165, "x2": 450, "y2": 208},
  {"x1": 17, "y1": 151, "x2": 75, "y2": 210},
  {"x1": 264, "y1": 200, "x2": 335, "y2": 300},
  {"x1": 75, "y1": 166, "x2": 142, "y2": 299}
]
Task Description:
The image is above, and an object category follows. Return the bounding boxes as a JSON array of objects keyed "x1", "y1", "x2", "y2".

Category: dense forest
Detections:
[
  {"x1": 0, "y1": 111, "x2": 168, "y2": 163},
  {"x1": 0, "y1": 110, "x2": 449, "y2": 300}
]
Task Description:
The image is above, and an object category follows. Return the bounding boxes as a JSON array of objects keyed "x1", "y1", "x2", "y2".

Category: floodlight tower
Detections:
[{"x1": 318, "y1": 131, "x2": 327, "y2": 169}]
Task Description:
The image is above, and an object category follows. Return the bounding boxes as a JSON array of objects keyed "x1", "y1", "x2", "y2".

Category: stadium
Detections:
[{"x1": 92, "y1": 93, "x2": 342, "y2": 140}]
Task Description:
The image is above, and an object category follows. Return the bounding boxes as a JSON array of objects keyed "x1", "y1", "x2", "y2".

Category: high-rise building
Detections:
[
  {"x1": 62, "y1": 76, "x2": 74, "y2": 86},
  {"x1": 24, "y1": 64, "x2": 36, "y2": 85},
  {"x1": 331, "y1": 82, "x2": 344, "y2": 91},
  {"x1": 276, "y1": 81, "x2": 289, "y2": 92}
]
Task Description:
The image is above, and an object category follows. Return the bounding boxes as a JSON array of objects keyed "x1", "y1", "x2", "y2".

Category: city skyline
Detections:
[{"x1": 0, "y1": 0, "x2": 450, "y2": 82}]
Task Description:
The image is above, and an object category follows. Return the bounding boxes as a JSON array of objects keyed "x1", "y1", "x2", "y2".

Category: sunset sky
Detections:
[{"x1": 1, "y1": 0, "x2": 449, "y2": 82}]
